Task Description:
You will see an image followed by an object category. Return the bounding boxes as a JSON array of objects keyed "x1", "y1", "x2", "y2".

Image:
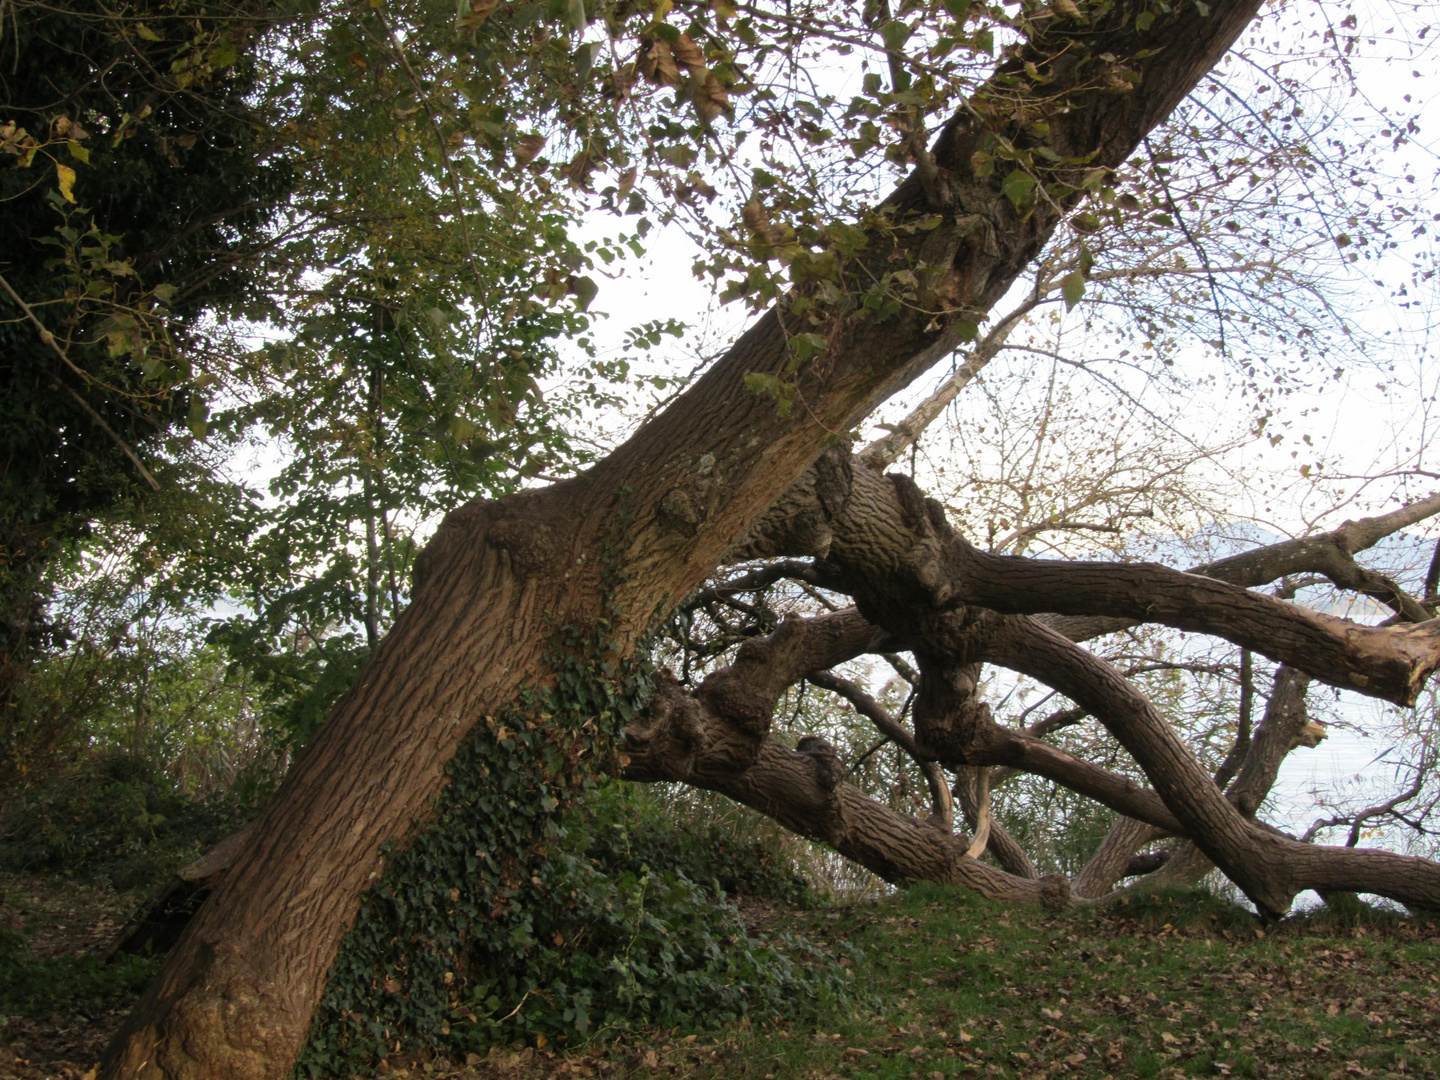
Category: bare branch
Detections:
[
  {"x1": 806, "y1": 668, "x2": 953, "y2": 828},
  {"x1": 858, "y1": 296, "x2": 1040, "y2": 471}
]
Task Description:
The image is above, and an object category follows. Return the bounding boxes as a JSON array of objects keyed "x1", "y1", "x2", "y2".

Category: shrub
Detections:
[{"x1": 0, "y1": 754, "x2": 258, "y2": 891}]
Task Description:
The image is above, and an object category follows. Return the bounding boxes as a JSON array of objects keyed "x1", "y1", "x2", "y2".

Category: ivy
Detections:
[{"x1": 298, "y1": 622, "x2": 851, "y2": 1076}]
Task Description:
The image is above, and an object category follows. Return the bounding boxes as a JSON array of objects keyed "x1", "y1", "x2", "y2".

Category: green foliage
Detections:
[
  {"x1": 3, "y1": 516, "x2": 281, "y2": 790},
  {"x1": 0, "y1": 0, "x2": 295, "y2": 710},
  {"x1": 298, "y1": 633, "x2": 847, "y2": 1076},
  {"x1": 195, "y1": 0, "x2": 672, "y2": 748},
  {"x1": 0, "y1": 755, "x2": 259, "y2": 892},
  {"x1": 996, "y1": 771, "x2": 1119, "y2": 878},
  {"x1": 579, "y1": 787, "x2": 816, "y2": 909}
]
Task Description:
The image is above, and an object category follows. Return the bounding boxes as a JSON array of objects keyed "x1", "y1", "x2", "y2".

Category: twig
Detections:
[
  {"x1": 497, "y1": 989, "x2": 531, "y2": 1023},
  {"x1": 963, "y1": 767, "x2": 991, "y2": 860},
  {"x1": 1143, "y1": 135, "x2": 1227, "y2": 356}
]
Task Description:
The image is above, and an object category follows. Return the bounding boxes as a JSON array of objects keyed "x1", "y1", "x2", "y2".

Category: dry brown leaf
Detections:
[
  {"x1": 602, "y1": 63, "x2": 638, "y2": 101},
  {"x1": 695, "y1": 72, "x2": 730, "y2": 122},
  {"x1": 513, "y1": 132, "x2": 546, "y2": 166},
  {"x1": 457, "y1": 0, "x2": 499, "y2": 31},
  {"x1": 638, "y1": 39, "x2": 681, "y2": 87},
  {"x1": 670, "y1": 33, "x2": 706, "y2": 74},
  {"x1": 682, "y1": 171, "x2": 717, "y2": 201},
  {"x1": 565, "y1": 150, "x2": 598, "y2": 190}
]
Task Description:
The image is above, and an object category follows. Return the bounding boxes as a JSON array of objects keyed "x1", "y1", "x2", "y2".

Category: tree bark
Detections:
[
  {"x1": 102, "y1": 5, "x2": 1272, "y2": 1076},
  {"x1": 622, "y1": 667, "x2": 1059, "y2": 902}
]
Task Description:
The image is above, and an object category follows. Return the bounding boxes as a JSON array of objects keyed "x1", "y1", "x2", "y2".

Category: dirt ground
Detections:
[{"x1": 1, "y1": 872, "x2": 141, "y2": 1079}]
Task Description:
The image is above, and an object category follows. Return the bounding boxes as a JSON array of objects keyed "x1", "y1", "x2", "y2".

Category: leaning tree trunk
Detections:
[{"x1": 101, "y1": 5, "x2": 1268, "y2": 1077}]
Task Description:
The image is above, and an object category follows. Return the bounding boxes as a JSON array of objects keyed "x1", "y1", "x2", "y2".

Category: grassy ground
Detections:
[{"x1": 2, "y1": 875, "x2": 1437, "y2": 1080}]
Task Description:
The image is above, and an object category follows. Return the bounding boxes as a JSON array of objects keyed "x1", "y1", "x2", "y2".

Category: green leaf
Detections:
[
  {"x1": 574, "y1": 40, "x2": 601, "y2": 80},
  {"x1": 942, "y1": 0, "x2": 972, "y2": 22},
  {"x1": 135, "y1": 21, "x2": 162, "y2": 41},
  {"x1": 569, "y1": 275, "x2": 598, "y2": 311},
  {"x1": 209, "y1": 41, "x2": 240, "y2": 69},
  {"x1": 188, "y1": 397, "x2": 209, "y2": 439},
  {"x1": 1061, "y1": 270, "x2": 1085, "y2": 311},
  {"x1": 881, "y1": 20, "x2": 912, "y2": 53},
  {"x1": 449, "y1": 416, "x2": 480, "y2": 444},
  {"x1": 1000, "y1": 169, "x2": 1035, "y2": 211},
  {"x1": 1135, "y1": 10, "x2": 1154, "y2": 31},
  {"x1": 789, "y1": 332, "x2": 826, "y2": 366},
  {"x1": 565, "y1": 0, "x2": 587, "y2": 34},
  {"x1": 67, "y1": 141, "x2": 89, "y2": 164}
]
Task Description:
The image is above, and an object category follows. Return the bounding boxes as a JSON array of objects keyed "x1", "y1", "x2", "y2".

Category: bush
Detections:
[
  {"x1": 0, "y1": 946, "x2": 160, "y2": 1018},
  {"x1": 0, "y1": 754, "x2": 258, "y2": 891},
  {"x1": 575, "y1": 785, "x2": 816, "y2": 908}
]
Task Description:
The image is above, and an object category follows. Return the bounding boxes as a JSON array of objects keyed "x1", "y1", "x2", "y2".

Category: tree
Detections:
[
  {"x1": 96, "y1": 1, "x2": 1440, "y2": 1077},
  {"x1": 0, "y1": 0, "x2": 295, "y2": 745}
]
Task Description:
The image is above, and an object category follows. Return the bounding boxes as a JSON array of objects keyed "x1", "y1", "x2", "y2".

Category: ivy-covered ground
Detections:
[{"x1": 3, "y1": 872, "x2": 1438, "y2": 1080}]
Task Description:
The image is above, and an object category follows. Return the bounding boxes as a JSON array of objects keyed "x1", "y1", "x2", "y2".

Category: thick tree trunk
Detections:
[{"x1": 102, "y1": 5, "x2": 1269, "y2": 1076}]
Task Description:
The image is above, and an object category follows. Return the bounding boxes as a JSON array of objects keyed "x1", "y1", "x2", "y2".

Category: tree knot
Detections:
[{"x1": 795, "y1": 735, "x2": 843, "y2": 791}]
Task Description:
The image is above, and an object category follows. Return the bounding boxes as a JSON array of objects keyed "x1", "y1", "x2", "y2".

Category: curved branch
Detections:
[
  {"x1": 1047, "y1": 492, "x2": 1440, "y2": 641},
  {"x1": 950, "y1": 537, "x2": 1440, "y2": 706},
  {"x1": 982, "y1": 615, "x2": 1440, "y2": 915},
  {"x1": 623, "y1": 673, "x2": 1063, "y2": 904},
  {"x1": 806, "y1": 669, "x2": 953, "y2": 828},
  {"x1": 758, "y1": 459, "x2": 1440, "y2": 704}
]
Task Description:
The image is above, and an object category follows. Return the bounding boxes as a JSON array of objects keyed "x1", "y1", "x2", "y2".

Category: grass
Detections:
[
  {"x1": 560, "y1": 883, "x2": 1440, "y2": 1080},
  {"x1": 2, "y1": 876, "x2": 1437, "y2": 1079}
]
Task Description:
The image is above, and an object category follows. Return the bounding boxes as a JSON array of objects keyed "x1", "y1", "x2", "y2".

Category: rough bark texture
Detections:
[
  {"x1": 623, "y1": 665, "x2": 1064, "y2": 903},
  {"x1": 102, "y1": 5, "x2": 1279, "y2": 1076}
]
